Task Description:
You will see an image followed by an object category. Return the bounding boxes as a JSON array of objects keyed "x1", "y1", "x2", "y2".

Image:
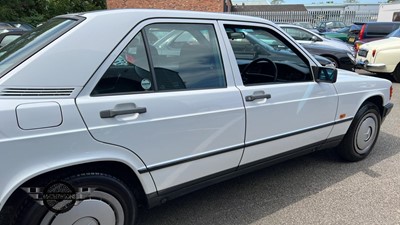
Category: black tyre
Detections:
[
  {"x1": 336, "y1": 102, "x2": 381, "y2": 162},
  {"x1": 13, "y1": 173, "x2": 137, "y2": 225},
  {"x1": 392, "y1": 63, "x2": 400, "y2": 83}
]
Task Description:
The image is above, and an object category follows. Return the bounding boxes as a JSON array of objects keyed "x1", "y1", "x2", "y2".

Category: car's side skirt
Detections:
[{"x1": 145, "y1": 135, "x2": 344, "y2": 208}]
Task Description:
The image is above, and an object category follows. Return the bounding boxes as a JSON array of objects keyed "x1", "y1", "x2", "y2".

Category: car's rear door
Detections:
[
  {"x1": 76, "y1": 19, "x2": 245, "y2": 192},
  {"x1": 218, "y1": 21, "x2": 339, "y2": 166}
]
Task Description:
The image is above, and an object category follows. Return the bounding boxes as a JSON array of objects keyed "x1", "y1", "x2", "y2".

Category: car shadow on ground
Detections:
[{"x1": 136, "y1": 131, "x2": 400, "y2": 225}]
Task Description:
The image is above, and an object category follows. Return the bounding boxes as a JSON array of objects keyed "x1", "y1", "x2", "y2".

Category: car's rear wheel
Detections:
[
  {"x1": 392, "y1": 63, "x2": 400, "y2": 83},
  {"x1": 336, "y1": 102, "x2": 381, "y2": 161},
  {"x1": 12, "y1": 173, "x2": 137, "y2": 225}
]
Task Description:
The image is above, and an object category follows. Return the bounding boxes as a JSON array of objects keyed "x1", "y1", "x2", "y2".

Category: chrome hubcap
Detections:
[
  {"x1": 355, "y1": 113, "x2": 378, "y2": 154},
  {"x1": 40, "y1": 191, "x2": 124, "y2": 225}
]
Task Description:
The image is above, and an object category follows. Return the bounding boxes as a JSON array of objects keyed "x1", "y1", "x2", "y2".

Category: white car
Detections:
[
  {"x1": 0, "y1": 10, "x2": 394, "y2": 225},
  {"x1": 355, "y1": 28, "x2": 400, "y2": 82}
]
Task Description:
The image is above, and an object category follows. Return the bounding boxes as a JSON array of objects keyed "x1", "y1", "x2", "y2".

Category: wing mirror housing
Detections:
[
  {"x1": 227, "y1": 32, "x2": 245, "y2": 40},
  {"x1": 313, "y1": 66, "x2": 337, "y2": 83},
  {"x1": 311, "y1": 36, "x2": 320, "y2": 42}
]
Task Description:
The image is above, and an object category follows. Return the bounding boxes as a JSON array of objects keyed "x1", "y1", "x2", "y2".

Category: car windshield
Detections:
[
  {"x1": 295, "y1": 22, "x2": 313, "y2": 29},
  {"x1": 0, "y1": 18, "x2": 78, "y2": 78},
  {"x1": 387, "y1": 28, "x2": 400, "y2": 38}
]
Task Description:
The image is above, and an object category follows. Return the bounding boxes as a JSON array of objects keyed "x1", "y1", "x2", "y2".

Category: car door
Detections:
[
  {"x1": 218, "y1": 21, "x2": 339, "y2": 166},
  {"x1": 76, "y1": 20, "x2": 245, "y2": 192}
]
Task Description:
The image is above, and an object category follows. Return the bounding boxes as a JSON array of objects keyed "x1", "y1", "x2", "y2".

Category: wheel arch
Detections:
[
  {"x1": 320, "y1": 54, "x2": 340, "y2": 67},
  {"x1": 361, "y1": 95, "x2": 384, "y2": 118},
  {"x1": 1, "y1": 159, "x2": 154, "y2": 217}
]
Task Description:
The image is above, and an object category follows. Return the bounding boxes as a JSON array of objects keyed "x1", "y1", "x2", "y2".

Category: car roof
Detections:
[
  {"x1": 76, "y1": 9, "x2": 272, "y2": 24},
  {"x1": 2, "y1": 9, "x2": 278, "y2": 88}
]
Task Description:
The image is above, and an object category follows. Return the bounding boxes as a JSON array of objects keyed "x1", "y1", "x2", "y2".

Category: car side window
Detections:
[
  {"x1": 145, "y1": 23, "x2": 226, "y2": 90},
  {"x1": 284, "y1": 28, "x2": 313, "y2": 41},
  {"x1": 92, "y1": 32, "x2": 153, "y2": 95},
  {"x1": 224, "y1": 25, "x2": 312, "y2": 85}
]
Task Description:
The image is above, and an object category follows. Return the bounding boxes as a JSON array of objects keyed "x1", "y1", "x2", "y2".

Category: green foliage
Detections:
[{"x1": 0, "y1": 0, "x2": 106, "y2": 26}]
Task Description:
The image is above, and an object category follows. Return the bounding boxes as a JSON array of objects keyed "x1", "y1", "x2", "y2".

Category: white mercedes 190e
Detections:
[{"x1": 0, "y1": 9, "x2": 393, "y2": 225}]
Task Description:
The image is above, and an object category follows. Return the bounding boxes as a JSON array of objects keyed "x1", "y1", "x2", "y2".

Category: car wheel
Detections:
[
  {"x1": 336, "y1": 102, "x2": 381, "y2": 162},
  {"x1": 323, "y1": 56, "x2": 339, "y2": 68},
  {"x1": 392, "y1": 63, "x2": 400, "y2": 83},
  {"x1": 13, "y1": 173, "x2": 137, "y2": 225}
]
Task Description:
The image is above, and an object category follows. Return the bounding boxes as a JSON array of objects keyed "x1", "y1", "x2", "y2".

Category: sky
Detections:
[{"x1": 232, "y1": 0, "x2": 385, "y2": 5}]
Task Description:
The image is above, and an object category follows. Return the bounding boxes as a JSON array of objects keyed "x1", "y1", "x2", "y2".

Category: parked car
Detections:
[
  {"x1": 300, "y1": 43, "x2": 355, "y2": 70},
  {"x1": 0, "y1": 22, "x2": 15, "y2": 34},
  {"x1": 150, "y1": 27, "x2": 335, "y2": 69},
  {"x1": 0, "y1": 9, "x2": 393, "y2": 225},
  {"x1": 356, "y1": 28, "x2": 400, "y2": 82},
  {"x1": 320, "y1": 26, "x2": 350, "y2": 42},
  {"x1": 347, "y1": 22, "x2": 364, "y2": 44},
  {"x1": 0, "y1": 30, "x2": 26, "y2": 48},
  {"x1": 292, "y1": 22, "x2": 320, "y2": 33},
  {"x1": 7, "y1": 22, "x2": 34, "y2": 31},
  {"x1": 350, "y1": 22, "x2": 400, "y2": 51},
  {"x1": 315, "y1": 21, "x2": 347, "y2": 33},
  {"x1": 279, "y1": 24, "x2": 355, "y2": 53}
]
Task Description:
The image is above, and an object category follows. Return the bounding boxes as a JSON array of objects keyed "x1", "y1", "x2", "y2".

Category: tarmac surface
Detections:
[{"x1": 137, "y1": 70, "x2": 400, "y2": 225}]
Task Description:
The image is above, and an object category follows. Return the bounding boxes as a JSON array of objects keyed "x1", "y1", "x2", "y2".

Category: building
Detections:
[
  {"x1": 107, "y1": 0, "x2": 233, "y2": 12},
  {"x1": 232, "y1": 4, "x2": 307, "y2": 12}
]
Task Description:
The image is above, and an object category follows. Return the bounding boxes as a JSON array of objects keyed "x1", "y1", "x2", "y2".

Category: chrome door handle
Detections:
[
  {"x1": 100, "y1": 106, "x2": 146, "y2": 118},
  {"x1": 245, "y1": 93, "x2": 271, "y2": 102}
]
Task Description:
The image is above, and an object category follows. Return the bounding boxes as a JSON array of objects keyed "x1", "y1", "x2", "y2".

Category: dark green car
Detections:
[{"x1": 321, "y1": 26, "x2": 350, "y2": 42}]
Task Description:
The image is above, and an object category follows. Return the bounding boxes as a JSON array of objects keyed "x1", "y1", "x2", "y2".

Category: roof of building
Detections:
[{"x1": 231, "y1": 4, "x2": 307, "y2": 12}]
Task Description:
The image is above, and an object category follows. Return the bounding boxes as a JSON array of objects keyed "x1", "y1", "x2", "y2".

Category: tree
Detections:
[{"x1": 0, "y1": 0, "x2": 106, "y2": 26}]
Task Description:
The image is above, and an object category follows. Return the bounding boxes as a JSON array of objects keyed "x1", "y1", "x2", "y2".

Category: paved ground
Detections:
[{"x1": 137, "y1": 70, "x2": 400, "y2": 225}]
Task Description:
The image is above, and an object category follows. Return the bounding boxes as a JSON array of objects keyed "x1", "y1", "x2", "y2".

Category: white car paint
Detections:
[
  {"x1": 0, "y1": 9, "x2": 393, "y2": 220},
  {"x1": 356, "y1": 37, "x2": 400, "y2": 73}
]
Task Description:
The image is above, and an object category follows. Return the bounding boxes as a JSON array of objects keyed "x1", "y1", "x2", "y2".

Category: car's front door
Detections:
[
  {"x1": 219, "y1": 21, "x2": 339, "y2": 166},
  {"x1": 76, "y1": 20, "x2": 245, "y2": 192}
]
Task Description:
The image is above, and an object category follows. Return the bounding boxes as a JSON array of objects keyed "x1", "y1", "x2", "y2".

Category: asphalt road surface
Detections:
[{"x1": 137, "y1": 70, "x2": 400, "y2": 225}]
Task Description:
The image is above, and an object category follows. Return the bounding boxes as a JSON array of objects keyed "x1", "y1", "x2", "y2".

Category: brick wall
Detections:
[{"x1": 107, "y1": 0, "x2": 231, "y2": 12}]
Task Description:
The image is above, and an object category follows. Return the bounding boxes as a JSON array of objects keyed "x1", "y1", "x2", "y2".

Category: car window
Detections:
[
  {"x1": 0, "y1": 35, "x2": 21, "y2": 48},
  {"x1": 284, "y1": 27, "x2": 314, "y2": 41},
  {"x1": 145, "y1": 23, "x2": 225, "y2": 90},
  {"x1": 93, "y1": 32, "x2": 154, "y2": 95},
  {"x1": 93, "y1": 23, "x2": 226, "y2": 96},
  {"x1": 0, "y1": 18, "x2": 78, "y2": 78},
  {"x1": 224, "y1": 25, "x2": 312, "y2": 85},
  {"x1": 387, "y1": 28, "x2": 400, "y2": 37},
  {"x1": 366, "y1": 23, "x2": 400, "y2": 37}
]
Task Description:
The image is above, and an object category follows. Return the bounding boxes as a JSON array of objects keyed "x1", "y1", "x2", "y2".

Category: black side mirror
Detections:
[
  {"x1": 313, "y1": 66, "x2": 337, "y2": 83},
  {"x1": 227, "y1": 32, "x2": 245, "y2": 40}
]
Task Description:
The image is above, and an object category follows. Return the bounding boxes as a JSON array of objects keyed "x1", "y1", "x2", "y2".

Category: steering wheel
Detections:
[{"x1": 241, "y1": 58, "x2": 278, "y2": 84}]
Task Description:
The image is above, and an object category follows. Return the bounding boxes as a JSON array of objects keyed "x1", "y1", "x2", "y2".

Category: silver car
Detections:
[
  {"x1": 0, "y1": 10, "x2": 393, "y2": 225},
  {"x1": 279, "y1": 24, "x2": 354, "y2": 53}
]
